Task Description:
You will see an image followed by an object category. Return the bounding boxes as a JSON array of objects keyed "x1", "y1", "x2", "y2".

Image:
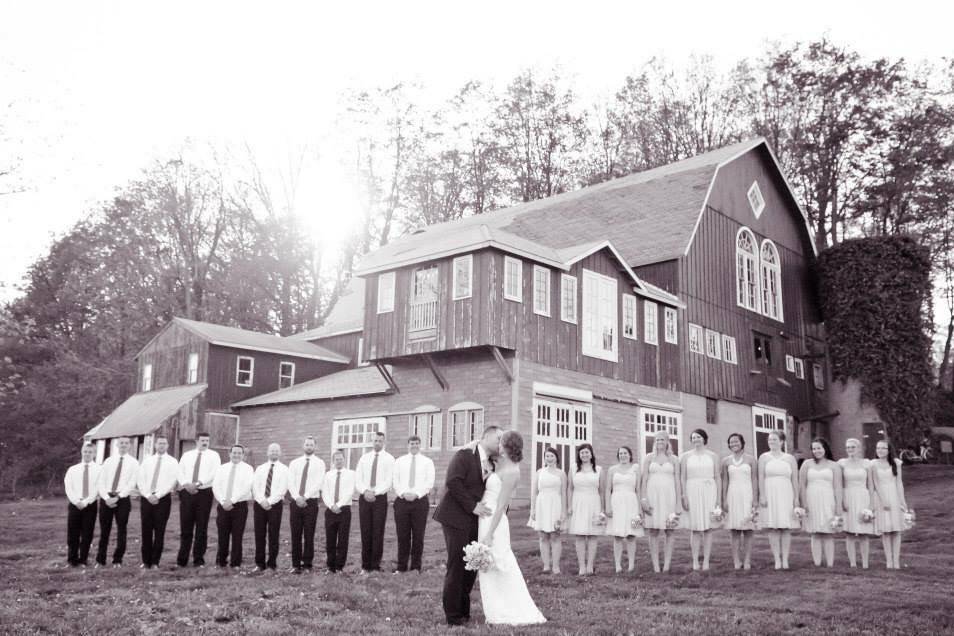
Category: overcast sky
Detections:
[{"x1": 2, "y1": 0, "x2": 952, "y2": 303}]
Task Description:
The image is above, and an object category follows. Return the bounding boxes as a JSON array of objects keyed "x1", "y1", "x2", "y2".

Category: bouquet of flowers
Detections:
[
  {"x1": 742, "y1": 509, "x2": 759, "y2": 530},
  {"x1": 793, "y1": 506, "x2": 807, "y2": 520},
  {"x1": 463, "y1": 541, "x2": 495, "y2": 573},
  {"x1": 903, "y1": 509, "x2": 916, "y2": 530},
  {"x1": 665, "y1": 512, "x2": 681, "y2": 530},
  {"x1": 630, "y1": 516, "x2": 643, "y2": 530},
  {"x1": 710, "y1": 506, "x2": 725, "y2": 523},
  {"x1": 830, "y1": 515, "x2": 845, "y2": 531},
  {"x1": 592, "y1": 512, "x2": 607, "y2": 527},
  {"x1": 860, "y1": 508, "x2": 876, "y2": 523}
]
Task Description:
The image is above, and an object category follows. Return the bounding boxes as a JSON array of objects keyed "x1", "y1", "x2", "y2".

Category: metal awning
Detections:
[{"x1": 86, "y1": 384, "x2": 207, "y2": 440}]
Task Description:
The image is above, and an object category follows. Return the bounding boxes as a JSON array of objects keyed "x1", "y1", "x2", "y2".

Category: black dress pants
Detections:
[
  {"x1": 177, "y1": 488, "x2": 214, "y2": 566},
  {"x1": 358, "y1": 494, "x2": 388, "y2": 570},
  {"x1": 441, "y1": 522, "x2": 478, "y2": 625},
  {"x1": 140, "y1": 494, "x2": 172, "y2": 566},
  {"x1": 253, "y1": 501, "x2": 283, "y2": 569},
  {"x1": 289, "y1": 498, "x2": 320, "y2": 568},
  {"x1": 394, "y1": 496, "x2": 429, "y2": 571},
  {"x1": 324, "y1": 506, "x2": 351, "y2": 572},
  {"x1": 96, "y1": 496, "x2": 131, "y2": 565},
  {"x1": 67, "y1": 501, "x2": 98, "y2": 565},
  {"x1": 215, "y1": 501, "x2": 249, "y2": 567}
]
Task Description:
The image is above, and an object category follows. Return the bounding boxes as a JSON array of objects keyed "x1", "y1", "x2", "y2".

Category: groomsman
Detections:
[
  {"x1": 252, "y1": 443, "x2": 289, "y2": 572},
  {"x1": 212, "y1": 444, "x2": 254, "y2": 568},
  {"x1": 321, "y1": 449, "x2": 356, "y2": 573},
  {"x1": 355, "y1": 431, "x2": 394, "y2": 573},
  {"x1": 64, "y1": 443, "x2": 102, "y2": 567},
  {"x1": 392, "y1": 435, "x2": 435, "y2": 572},
  {"x1": 176, "y1": 433, "x2": 221, "y2": 568},
  {"x1": 136, "y1": 436, "x2": 179, "y2": 569},
  {"x1": 287, "y1": 436, "x2": 326, "y2": 574},
  {"x1": 96, "y1": 436, "x2": 139, "y2": 568}
]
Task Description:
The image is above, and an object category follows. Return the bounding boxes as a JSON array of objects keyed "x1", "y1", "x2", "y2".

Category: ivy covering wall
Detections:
[{"x1": 817, "y1": 236, "x2": 935, "y2": 447}]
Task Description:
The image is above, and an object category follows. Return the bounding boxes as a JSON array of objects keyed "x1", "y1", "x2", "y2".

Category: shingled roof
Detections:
[
  {"x1": 231, "y1": 366, "x2": 391, "y2": 408},
  {"x1": 355, "y1": 138, "x2": 784, "y2": 275},
  {"x1": 287, "y1": 278, "x2": 366, "y2": 341}
]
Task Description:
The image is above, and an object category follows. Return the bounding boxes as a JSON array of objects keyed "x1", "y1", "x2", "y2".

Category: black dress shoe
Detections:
[{"x1": 291, "y1": 567, "x2": 303, "y2": 574}]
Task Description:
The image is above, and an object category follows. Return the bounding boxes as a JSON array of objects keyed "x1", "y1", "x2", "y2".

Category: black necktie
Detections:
[{"x1": 265, "y1": 464, "x2": 274, "y2": 498}]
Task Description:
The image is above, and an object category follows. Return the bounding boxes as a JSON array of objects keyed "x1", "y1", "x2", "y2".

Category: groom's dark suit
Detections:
[{"x1": 433, "y1": 446, "x2": 486, "y2": 625}]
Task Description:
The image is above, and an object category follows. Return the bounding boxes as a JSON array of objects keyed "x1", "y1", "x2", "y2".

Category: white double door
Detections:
[{"x1": 531, "y1": 396, "x2": 592, "y2": 473}]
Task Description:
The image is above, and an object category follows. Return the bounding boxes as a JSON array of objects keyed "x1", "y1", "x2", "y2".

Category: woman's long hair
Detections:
[
  {"x1": 885, "y1": 442, "x2": 899, "y2": 477},
  {"x1": 811, "y1": 437, "x2": 834, "y2": 462},
  {"x1": 575, "y1": 443, "x2": 596, "y2": 472}
]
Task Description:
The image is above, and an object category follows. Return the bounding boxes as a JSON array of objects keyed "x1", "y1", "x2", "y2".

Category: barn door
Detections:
[
  {"x1": 753, "y1": 406, "x2": 787, "y2": 456},
  {"x1": 532, "y1": 396, "x2": 592, "y2": 474}
]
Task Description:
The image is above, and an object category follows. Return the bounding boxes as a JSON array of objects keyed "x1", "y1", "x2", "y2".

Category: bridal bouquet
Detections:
[
  {"x1": 860, "y1": 508, "x2": 876, "y2": 523},
  {"x1": 830, "y1": 515, "x2": 845, "y2": 532},
  {"x1": 463, "y1": 541, "x2": 495, "y2": 573},
  {"x1": 710, "y1": 506, "x2": 725, "y2": 523},
  {"x1": 665, "y1": 512, "x2": 681, "y2": 530},
  {"x1": 903, "y1": 509, "x2": 916, "y2": 530},
  {"x1": 630, "y1": 516, "x2": 643, "y2": 530}
]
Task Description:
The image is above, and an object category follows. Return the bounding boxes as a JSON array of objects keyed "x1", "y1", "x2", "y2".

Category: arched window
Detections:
[
  {"x1": 736, "y1": 228, "x2": 759, "y2": 312},
  {"x1": 760, "y1": 240, "x2": 783, "y2": 321}
]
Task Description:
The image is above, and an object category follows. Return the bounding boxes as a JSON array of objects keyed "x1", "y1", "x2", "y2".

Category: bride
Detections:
[{"x1": 477, "y1": 430, "x2": 546, "y2": 626}]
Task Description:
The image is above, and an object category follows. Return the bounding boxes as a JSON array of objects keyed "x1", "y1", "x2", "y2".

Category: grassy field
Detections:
[{"x1": 1, "y1": 465, "x2": 952, "y2": 635}]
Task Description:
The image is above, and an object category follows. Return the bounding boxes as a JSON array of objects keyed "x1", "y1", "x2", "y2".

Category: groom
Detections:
[{"x1": 433, "y1": 426, "x2": 501, "y2": 626}]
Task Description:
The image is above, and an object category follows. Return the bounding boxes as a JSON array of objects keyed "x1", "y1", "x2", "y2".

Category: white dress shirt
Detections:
[
  {"x1": 65, "y1": 461, "x2": 103, "y2": 507},
  {"x1": 252, "y1": 460, "x2": 290, "y2": 506},
  {"x1": 177, "y1": 448, "x2": 221, "y2": 489},
  {"x1": 287, "y1": 454, "x2": 326, "y2": 500},
  {"x1": 392, "y1": 452, "x2": 435, "y2": 499},
  {"x1": 97, "y1": 453, "x2": 140, "y2": 499},
  {"x1": 321, "y1": 467, "x2": 357, "y2": 509},
  {"x1": 212, "y1": 461, "x2": 255, "y2": 505},
  {"x1": 354, "y1": 449, "x2": 395, "y2": 496},
  {"x1": 136, "y1": 453, "x2": 179, "y2": 499}
]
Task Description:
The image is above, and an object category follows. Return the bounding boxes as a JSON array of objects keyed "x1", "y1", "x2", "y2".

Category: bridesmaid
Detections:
[
  {"x1": 758, "y1": 430, "x2": 799, "y2": 569},
  {"x1": 681, "y1": 429, "x2": 721, "y2": 571},
  {"x1": 872, "y1": 440, "x2": 908, "y2": 569},
  {"x1": 529, "y1": 447, "x2": 567, "y2": 574},
  {"x1": 567, "y1": 444, "x2": 604, "y2": 576},
  {"x1": 721, "y1": 433, "x2": 758, "y2": 570},
  {"x1": 604, "y1": 446, "x2": 643, "y2": 573},
  {"x1": 799, "y1": 438, "x2": 843, "y2": 567},
  {"x1": 640, "y1": 431, "x2": 681, "y2": 573},
  {"x1": 838, "y1": 438, "x2": 875, "y2": 568}
]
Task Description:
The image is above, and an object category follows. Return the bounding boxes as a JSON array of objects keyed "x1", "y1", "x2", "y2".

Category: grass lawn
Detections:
[{"x1": 1, "y1": 465, "x2": 952, "y2": 635}]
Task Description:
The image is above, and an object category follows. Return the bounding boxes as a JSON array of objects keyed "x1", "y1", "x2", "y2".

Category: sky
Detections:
[{"x1": 2, "y1": 0, "x2": 953, "y2": 304}]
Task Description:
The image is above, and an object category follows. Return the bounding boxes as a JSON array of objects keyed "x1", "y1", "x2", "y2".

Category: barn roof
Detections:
[
  {"x1": 85, "y1": 384, "x2": 208, "y2": 440},
  {"x1": 231, "y1": 366, "x2": 391, "y2": 408},
  {"x1": 287, "y1": 278, "x2": 366, "y2": 341}
]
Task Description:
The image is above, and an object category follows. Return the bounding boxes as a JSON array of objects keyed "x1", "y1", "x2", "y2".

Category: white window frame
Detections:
[
  {"x1": 747, "y1": 181, "x2": 766, "y2": 218},
  {"x1": 640, "y1": 407, "x2": 682, "y2": 458},
  {"x1": 187, "y1": 352, "x2": 199, "y2": 384},
  {"x1": 236, "y1": 356, "x2": 254, "y2": 387},
  {"x1": 760, "y1": 239, "x2": 784, "y2": 322},
  {"x1": 581, "y1": 269, "x2": 618, "y2": 362},
  {"x1": 141, "y1": 363, "x2": 153, "y2": 392},
  {"x1": 532, "y1": 265, "x2": 551, "y2": 317},
  {"x1": 452, "y1": 255, "x2": 473, "y2": 300},
  {"x1": 664, "y1": 307, "x2": 678, "y2": 344},
  {"x1": 205, "y1": 412, "x2": 241, "y2": 445},
  {"x1": 532, "y1": 395, "x2": 592, "y2": 472},
  {"x1": 377, "y1": 271, "x2": 395, "y2": 314},
  {"x1": 722, "y1": 335, "x2": 738, "y2": 365},
  {"x1": 279, "y1": 361, "x2": 296, "y2": 389},
  {"x1": 409, "y1": 409, "x2": 442, "y2": 451},
  {"x1": 560, "y1": 274, "x2": 577, "y2": 324},
  {"x1": 704, "y1": 329, "x2": 722, "y2": 359},
  {"x1": 785, "y1": 354, "x2": 795, "y2": 373},
  {"x1": 794, "y1": 358, "x2": 805, "y2": 379},
  {"x1": 504, "y1": 256, "x2": 523, "y2": 302},
  {"x1": 643, "y1": 300, "x2": 658, "y2": 345},
  {"x1": 357, "y1": 337, "x2": 369, "y2": 367},
  {"x1": 688, "y1": 323, "x2": 704, "y2": 355},
  {"x1": 622, "y1": 294, "x2": 637, "y2": 340},
  {"x1": 332, "y1": 417, "x2": 386, "y2": 471},
  {"x1": 813, "y1": 363, "x2": 826, "y2": 390},
  {"x1": 449, "y1": 403, "x2": 485, "y2": 449},
  {"x1": 736, "y1": 228, "x2": 761, "y2": 313},
  {"x1": 752, "y1": 405, "x2": 787, "y2": 456}
]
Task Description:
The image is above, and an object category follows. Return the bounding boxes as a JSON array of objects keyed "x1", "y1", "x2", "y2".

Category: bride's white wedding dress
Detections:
[{"x1": 478, "y1": 471, "x2": 546, "y2": 625}]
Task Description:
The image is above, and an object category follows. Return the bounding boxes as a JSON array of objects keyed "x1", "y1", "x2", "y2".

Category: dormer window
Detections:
[{"x1": 736, "y1": 228, "x2": 760, "y2": 313}]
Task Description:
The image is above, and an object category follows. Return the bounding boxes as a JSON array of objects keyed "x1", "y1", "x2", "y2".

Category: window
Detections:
[
  {"x1": 187, "y1": 353, "x2": 199, "y2": 384},
  {"x1": 705, "y1": 329, "x2": 722, "y2": 359},
  {"x1": 794, "y1": 358, "x2": 805, "y2": 379},
  {"x1": 560, "y1": 274, "x2": 577, "y2": 324},
  {"x1": 357, "y1": 337, "x2": 369, "y2": 367},
  {"x1": 504, "y1": 256, "x2": 522, "y2": 302},
  {"x1": 760, "y1": 240, "x2": 783, "y2": 321},
  {"x1": 688, "y1": 323, "x2": 704, "y2": 354},
  {"x1": 533, "y1": 396, "x2": 592, "y2": 471},
  {"x1": 332, "y1": 417, "x2": 386, "y2": 470},
  {"x1": 236, "y1": 356, "x2": 254, "y2": 387},
  {"x1": 641, "y1": 408, "x2": 682, "y2": 457},
  {"x1": 279, "y1": 361, "x2": 295, "y2": 389},
  {"x1": 622, "y1": 294, "x2": 637, "y2": 340},
  {"x1": 736, "y1": 228, "x2": 760, "y2": 313},
  {"x1": 706, "y1": 398, "x2": 718, "y2": 425},
  {"x1": 752, "y1": 406, "x2": 786, "y2": 456},
  {"x1": 141, "y1": 363, "x2": 153, "y2": 392},
  {"x1": 453, "y1": 255, "x2": 472, "y2": 300},
  {"x1": 533, "y1": 266, "x2": 551, "y2": 316},
  {"x1": 753, "y1": 333, "x2": 772, "y2": 367},
  {"x1": 377, "y1": 272, "x2": 395, "y2": 314},
  {"x1": 785, "y1": 354, "x2": 795, "y2": 373},
  {"x1": 409, "y1": 409, "x2": 442, "y2": 451},
  {"x1": 409, "y1": 266, "x2": 438, "y2": 332},
  {"x1": 747, "y1": 181, "x2": 766, "y2": 218},
  {"x1": 813, "y1": 363, "x2": 825, "y2": 390},
  {"x1": 449, "y1": 404, "x2": 484, "y2": 449},
  {"x1": 664, "y1": 307, "x2": 678, "y2": 344},
  {"x1": 722, "y1": 335, "x2": 738, "y2": 365},
  {"x1": 643, "y1": 300, "x2": 658, "y2": 345},
  {"x1": 581, "y1": 269, "x2": 618, "y2": 362},
  {"x1": 205, "y1": 413, "x2": 240, "y2": 448}
]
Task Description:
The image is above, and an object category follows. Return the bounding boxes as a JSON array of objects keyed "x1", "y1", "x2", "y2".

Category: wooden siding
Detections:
[
  {"x1": 137, "y1": 321, "x2": 210, "y2": 391},
  {"x1": 309, "y1": 331, "x2": 362, "y2": 367},
  {"x1": 633, "y1": 259, "x2": 680, "y2": 295}
]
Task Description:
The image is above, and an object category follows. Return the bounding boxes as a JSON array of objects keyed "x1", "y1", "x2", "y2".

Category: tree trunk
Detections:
[{"x1": 939, "y1": 311, "x2": 954, "y2": 391}]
